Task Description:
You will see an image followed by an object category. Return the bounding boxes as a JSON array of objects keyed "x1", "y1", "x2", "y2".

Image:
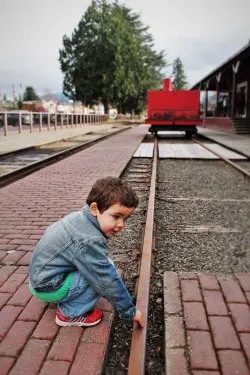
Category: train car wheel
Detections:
[{"x1": 185, "y1": 131, "x2": 193, "y2": 139}]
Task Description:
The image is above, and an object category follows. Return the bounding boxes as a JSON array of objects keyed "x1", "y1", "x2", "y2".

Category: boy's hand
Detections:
[{"x1": 133, "y1": 310, "x2": 144, "y2": 328}]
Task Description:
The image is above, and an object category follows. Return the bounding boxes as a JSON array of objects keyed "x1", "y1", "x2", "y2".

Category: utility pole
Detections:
[{"x1": 12, "y1": 84, "x2": 15, "y2": 109}]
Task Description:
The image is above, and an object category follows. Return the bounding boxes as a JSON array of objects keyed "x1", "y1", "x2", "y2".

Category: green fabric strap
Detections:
[{"x1": 29, "y1": 272, "x2": 73, "y2": 302}]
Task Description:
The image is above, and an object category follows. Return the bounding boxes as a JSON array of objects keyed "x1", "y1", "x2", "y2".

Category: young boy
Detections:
[{"x1": 29, "y1": 177, "x2": 144, "y2": 328}]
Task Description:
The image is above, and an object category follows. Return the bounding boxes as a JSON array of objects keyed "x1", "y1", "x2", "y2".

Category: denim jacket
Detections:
[{"x1": 29, "y1": 205, "x2": 136, "y2": 320}]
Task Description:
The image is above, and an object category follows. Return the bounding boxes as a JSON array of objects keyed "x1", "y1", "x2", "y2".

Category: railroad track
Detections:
[
  {"x1": 127, "y1": 137, "x2": 157, "y2": 374},
  {"x1": 0, "y1": 127, "x2": 156, "y2": 374},
  {"x1": 1, "y1": 127, "x2": 248, "y2": 374},
  {"x1": 0, "y1": 126, "x2": 127, "y2": 188},
  {"x1": 156, "y1": 131, "x2": 250, "y2": 178},
  {"x1": 109, "y1": 132, "x2": 249, "y2": 374},
  {"x1": 193, "y1": 136, "x2": 250, "y2": 178}
]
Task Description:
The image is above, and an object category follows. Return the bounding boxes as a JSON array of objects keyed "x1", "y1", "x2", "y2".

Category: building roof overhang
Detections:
[{"x1": 191, "y1": 40, "x2": 250, "y2": 90}]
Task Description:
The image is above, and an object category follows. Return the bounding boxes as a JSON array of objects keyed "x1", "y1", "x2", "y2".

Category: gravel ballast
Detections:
[{"x1": 105, "y1": 152, "x2": 250, "y2": 375}]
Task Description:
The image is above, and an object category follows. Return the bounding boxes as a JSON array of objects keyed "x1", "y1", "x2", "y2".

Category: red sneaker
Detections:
[{"x1": 56, "y1": 308, "x2": 103, "y2": 327}]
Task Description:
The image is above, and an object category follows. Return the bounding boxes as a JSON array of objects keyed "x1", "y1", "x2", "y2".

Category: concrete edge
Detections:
[
  {"x1": 0, "y1": 125, "x2": 131, "y2": 157},
  {"x1": 98, "y1": 269, "x2": 122, "y2": 375},
  {"x1": 197, "y1": 127, "x2": 250, "y2": 159}
]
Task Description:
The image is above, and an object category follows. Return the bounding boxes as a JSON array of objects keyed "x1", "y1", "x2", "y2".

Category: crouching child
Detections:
[{"x1": 29, "y1": 177, "x2": 144, "y2": 328}]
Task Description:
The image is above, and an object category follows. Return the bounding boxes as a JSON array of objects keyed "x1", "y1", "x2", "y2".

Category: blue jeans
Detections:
[{"x1": 58, "y1": 258, "x2": 114, "y2": 318}]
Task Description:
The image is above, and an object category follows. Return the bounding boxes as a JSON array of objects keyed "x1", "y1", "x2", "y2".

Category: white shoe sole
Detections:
[{"x1": 55, "y1": 316, "x2": 102, "y2": 327}]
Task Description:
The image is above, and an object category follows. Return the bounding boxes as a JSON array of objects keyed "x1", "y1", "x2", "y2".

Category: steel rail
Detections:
[
  {"x1": 195, "y1": 133, "x2": 249, "y2": 159},
  {"x1": 0, "y1": 127, "x2": 128, "y2": 188},
  {"x1": 193, "y1": 138, "x2": 250, "y2": 178},
  {"x1": 128, "y1": 137, "x2": 157, "y2": 375}
]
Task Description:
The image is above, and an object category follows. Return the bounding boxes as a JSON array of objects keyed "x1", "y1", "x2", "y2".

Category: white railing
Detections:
[{"x1": 0, "y1": 112, "x2": 108, "y2": 136}]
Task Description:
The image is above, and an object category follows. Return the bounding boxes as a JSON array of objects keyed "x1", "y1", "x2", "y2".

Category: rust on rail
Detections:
[
  {"x1": 128, "y1": 137, "x2": 157, "y2": 375},
  {"x1": 193, "y1": 138, "x2": 250, "y2": 178}
]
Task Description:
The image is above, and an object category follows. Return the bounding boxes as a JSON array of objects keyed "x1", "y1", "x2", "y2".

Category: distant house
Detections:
[{"x1": 22, "y1": 100, "x2": 57, "y2": 113}]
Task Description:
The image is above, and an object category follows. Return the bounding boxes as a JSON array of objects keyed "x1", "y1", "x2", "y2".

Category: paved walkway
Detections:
[
  {"x1": 164, "y1": 271, "x2": 250, "y2": 374},
  {"x1": 0, "y1": 125, "x2": 148, "y2": 375},
  {"x1": 197, "y1": 127, "x2": 250, "y2": 158},
  {"x1": 1, "y1": 124, "x2": 249, "y2": 374},
  {"x1": 0, "y1": 123, "x2": 127, "y2": 156}
]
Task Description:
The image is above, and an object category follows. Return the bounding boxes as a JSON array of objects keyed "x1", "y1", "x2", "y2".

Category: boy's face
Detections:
[{"x1": 90, "y1": 202, "x2": 135, "y2": 238}]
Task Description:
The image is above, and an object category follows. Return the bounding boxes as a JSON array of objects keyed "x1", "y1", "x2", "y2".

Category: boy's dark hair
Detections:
[{"x1": 86, "y1": 177, "x2": 138, "y2": 212}]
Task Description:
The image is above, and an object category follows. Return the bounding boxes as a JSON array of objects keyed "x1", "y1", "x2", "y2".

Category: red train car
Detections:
[{"x1": 145, "y1": 78, "x2": 202, "y2": 137}]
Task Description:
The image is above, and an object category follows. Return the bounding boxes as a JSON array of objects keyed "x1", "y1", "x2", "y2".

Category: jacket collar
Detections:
[{"x1": 83, "y1": 204, "x2": 108, "y2": 239}]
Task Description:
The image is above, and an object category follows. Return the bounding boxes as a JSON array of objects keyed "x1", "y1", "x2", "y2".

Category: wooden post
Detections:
[
  {"x1": 231, "y1": 60, "x2": 240, "y2": 118},
  {"x1": 216, "y1": 73, "x2": 221, "y2": 117},
  {"x1": 18, "y1": 112, "x2": 22, "y2": 133},
  {"x1": 39, "y1": 112, "x2": 42, "y2": 132},
  {"x1": 3, "y1": 112, "x2": 8, "y2": 136},
  {"x1": 231, "y1": 71, "x2": 236, "y2": 118},
  {"x1": 204, "y1": 81, "x2": 209, "y2": 117},
  {"x1": 54, "y1": 113, "x2": 57, "y2": 130},
  {"x1": 30, "y1": 112, "x2": 33, "y2": 133},
  {"x1": 47, "y1": 113, "x2": 50, "y2": 131},
  {"x1": 227, "y1": 77, "x2": 231, "y2": 117}
]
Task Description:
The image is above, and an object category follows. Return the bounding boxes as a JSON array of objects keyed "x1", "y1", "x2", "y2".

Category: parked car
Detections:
[
  {"x1": 0, "y1": 114, "x2": 4, "y2": 127},
  {"x1": 33, "y1": 111, "x2": 55, "y2": 125},
  {"x1": 9, "y1": 110, "x2": 32, "y2": 126},
  {"x1": 0, "y1": 110, "x2": 32, "y2": 126}
]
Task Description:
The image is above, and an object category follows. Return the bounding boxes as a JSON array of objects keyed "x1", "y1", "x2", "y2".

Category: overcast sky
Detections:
[{"x1": 0, "y1": 0, "x2": 249, "y2": 98}]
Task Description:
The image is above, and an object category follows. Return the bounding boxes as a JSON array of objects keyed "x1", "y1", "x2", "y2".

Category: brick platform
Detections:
[
  {"x1": 164, "y1": 271, "x2": 250, "y2": 375},
  {"x1": 0, "y1": 125, "x2": 148, "y2": 374},
  {"x1": 0, "y1": 123, "x2": 123, "y2": 156}
]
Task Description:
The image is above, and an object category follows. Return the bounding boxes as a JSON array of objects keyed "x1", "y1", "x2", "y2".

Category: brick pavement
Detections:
[
  {"x1": 164, "y1": 271, "x2": 250, "y2": 375},
  {"x1": 0, "y1": 125, "x2": 148, "y2": 375},
  {"x1": 0, "y1": 123, "x2": 121, "y2": 155}
]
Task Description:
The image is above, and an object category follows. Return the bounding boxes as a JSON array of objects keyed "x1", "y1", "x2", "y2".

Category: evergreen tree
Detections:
[
  {"x1": 115, "y1": 3, "x2": 166, "y2": 114},
  {"x1": 23, "y1": 86, "x2": 40, "y2": 101},
  {"x1": 59, "y1": 0, "x2": 166, "y2": 114},
  {"x1": 171, "y1": 57, "x2": 188, "y2": 90},
  {"x1": 17, "y1": 94, "x2": 23, "y2": 109}
]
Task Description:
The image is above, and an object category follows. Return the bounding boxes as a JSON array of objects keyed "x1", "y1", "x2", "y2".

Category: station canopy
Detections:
[{"x1": 191, "y1": 40, "x2": 250, "y2": 91}]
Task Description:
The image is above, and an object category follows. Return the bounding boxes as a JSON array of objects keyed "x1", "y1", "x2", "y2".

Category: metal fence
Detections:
[{"x1": 0, "y1": 112, "x2": 108, "y2": 136}]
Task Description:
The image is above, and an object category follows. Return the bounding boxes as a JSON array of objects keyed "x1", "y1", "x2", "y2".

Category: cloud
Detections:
[
  {"x1": 0, "y1": 0, "x2": 249, "y2": 93},
  {"x1": 161, "y1": 35, "x2": 249, "y2": 85}
]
